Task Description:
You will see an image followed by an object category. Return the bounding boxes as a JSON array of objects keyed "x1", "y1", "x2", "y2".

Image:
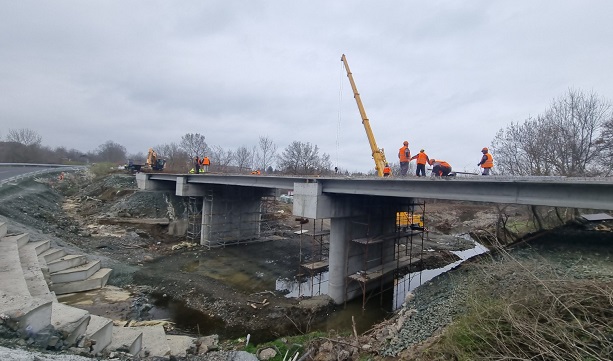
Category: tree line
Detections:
[
  {"x1": 0, "y1": 130, "x2": 333, "y2": 175},
  {"x1": 491, "y1": 89, "x2": 613, "y2": 177},
  {"x1": 4, "y1": 88, "x2": 609, "y2": 178}
]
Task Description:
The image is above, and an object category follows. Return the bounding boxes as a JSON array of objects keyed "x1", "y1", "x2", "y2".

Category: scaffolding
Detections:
[
  {"x1": 296, "y1": 218, "x2": 330, "y2": 297},
  {"x1": 345, "y1": 199, "x2": 426, "y2": 310},
  {"x1": 197, "y1": 188, "x2": 281, "y2": 249},
  {"x1": 186, "y1": 196, "x2": 203, "y2": 242}
]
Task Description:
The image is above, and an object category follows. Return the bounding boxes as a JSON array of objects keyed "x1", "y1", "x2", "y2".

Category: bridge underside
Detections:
[
  {"x1": 292, "y1": 183, "x2": 426, "y2": 304},
  {"x1": 136, "y1": 173, "x2": 613, "y2": 305}
]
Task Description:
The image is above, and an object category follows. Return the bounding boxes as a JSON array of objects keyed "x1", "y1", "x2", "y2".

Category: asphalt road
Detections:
[{"x1": 0, "y1": 166, "x2": 51, "y2": 181}]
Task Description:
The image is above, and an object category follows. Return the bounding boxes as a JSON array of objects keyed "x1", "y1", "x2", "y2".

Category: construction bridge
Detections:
[{"x1": 137, "y1": 173, "x2": 613, "y2": 305}]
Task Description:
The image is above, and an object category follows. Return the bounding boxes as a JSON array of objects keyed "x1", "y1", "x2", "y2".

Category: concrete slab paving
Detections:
[
  {"x1": 132, "y1": 324, "x2": 171, "y2": 358},
  {"x1": 81, "y1": 314, "x2": 112, "y2": 355},
  {"x1": 0, "y1": 235, "x2": 31, "y2": 296},
  {"x1": 51, "y1": 268, "x2": 112, "y2": 295},
  {"x1": 0, "y1": 291, "x2": 52, "y2": 335},
  {"x1": 19, "y1": 242, "x2": 56, "y2": 302},
  {"x1": 39, "y1": 248, "x2": 67, "y2": 265},
  {"x1": 47, "y1": 255, "x2": 87, "y2": 273},
  {"x1": 166, "y1": 334, "x2": 196, "y2": 357},
  {"x1": 110, "y1": 326, "x2": 143, "y2": 356},
  {"x1": 50, "y1": 260, "x2": 100, "y2": 284},
  {"x1": 51, "y1": 302, "x2": 90, "y2": 347}
]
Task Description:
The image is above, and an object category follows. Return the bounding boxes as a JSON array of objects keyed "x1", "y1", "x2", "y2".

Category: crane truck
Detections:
[
  {"x1": 340, "y1": 54, "x2": 390, "y2": 177},
  {"x1": 341, "y1": 54, "x2": 423, "y2": 228}
]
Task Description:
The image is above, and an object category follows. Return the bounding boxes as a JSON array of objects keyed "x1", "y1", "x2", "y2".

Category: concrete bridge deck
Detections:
[{"x1": 140, "y1": 173, "x2": 613, "y2": 210}]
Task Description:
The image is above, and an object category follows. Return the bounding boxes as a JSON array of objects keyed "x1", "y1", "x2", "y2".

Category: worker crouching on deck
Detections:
[
  {"x1": 429, "y1": 159, "x2": 452, "y2": 177},
  {"x1": 383, "y1": 163, "x2": 391, "y2": 177}
]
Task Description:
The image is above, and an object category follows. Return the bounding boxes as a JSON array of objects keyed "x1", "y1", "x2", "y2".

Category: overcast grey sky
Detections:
[{"x1": 1, "y1": 1, "x2": 612, "y2": 173}]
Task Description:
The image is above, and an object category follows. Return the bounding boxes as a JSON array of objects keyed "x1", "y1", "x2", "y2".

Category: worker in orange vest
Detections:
[
  {"x1": 410, "y1": 149, "x2": 430, "y2": 177},
  {"x1": 383, "y1": 163, "x2": 391, "y2": 177},
  {"x1": 477, "y1": 147, "x2": 494, "y2": 175},
  {"x1": 398, "y1": 140, "x2": 410, "y2": 177},
  {"x1": 429, "y1": 159, "x2": 452, "y2": 177},
  {"x1": 200, "y1": 156, "x2": 211, "y2": 173}
]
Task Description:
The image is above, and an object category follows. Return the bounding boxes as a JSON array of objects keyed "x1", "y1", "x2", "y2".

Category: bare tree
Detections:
[
  {"x1": 6, "y1": 128, "x2": 42, "y2": 146},
  {"x1": 209, "y1": 145, "x2": 234, "y2": 173},
  {"x1": 155, "y1": 142, "x2": 190, "y2": 172},
  {"x1": 234, "y1": 146, "x2": 253, "y2": 173},
  {"x1": 492, "y1": 89, "x2": 612, "y2": 176},
  {"x1": 180, "y1": 133, "x2": 209, "y2": 158},
  {"x1": 595, "y1": 117, "x2": 613, "y2": 176},
  {"x1": 277, "y1": 141, "x2": 332, "y2": 175},
  {"x1": 256, "y1": 136, "x2": 278, "y2": 172},
  {"x1": 95, "y1": 141, "x2": 127, "y2": 163}
]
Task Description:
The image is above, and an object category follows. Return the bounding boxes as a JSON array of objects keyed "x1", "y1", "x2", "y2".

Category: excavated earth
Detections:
[{"x1": 0, "y1": 169, "x2": 566, "y2": 360}]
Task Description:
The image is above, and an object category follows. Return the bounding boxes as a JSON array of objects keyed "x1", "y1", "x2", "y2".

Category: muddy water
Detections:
[
  {"x1": 151, "y1": 237, "x2": 487, "y2": 338},
  {"x1": 273, "y1": 239, "x2": 489, "y2": 333}
]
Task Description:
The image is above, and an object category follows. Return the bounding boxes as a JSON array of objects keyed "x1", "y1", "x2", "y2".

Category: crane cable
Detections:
[{"x1": 336, "y1": 59, "x2": 344, "y2": 173}]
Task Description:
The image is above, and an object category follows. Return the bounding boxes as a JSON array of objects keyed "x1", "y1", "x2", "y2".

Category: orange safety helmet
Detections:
[
  {"x1": 403, "y1": 141, "x2": 409, "y2": 146},
  {"x1": 482, "y1": 147, "x2": 488, "y2": 152}
]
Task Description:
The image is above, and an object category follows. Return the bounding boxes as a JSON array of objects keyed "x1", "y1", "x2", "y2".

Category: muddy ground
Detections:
[{"x1": 0, "y1": 169, "x2": 535, "y2": 355}]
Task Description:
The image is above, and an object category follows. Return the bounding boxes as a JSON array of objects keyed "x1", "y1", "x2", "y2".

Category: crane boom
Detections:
[{"x1": 341, "y1": 54, "x2": 388, "y2": 176}]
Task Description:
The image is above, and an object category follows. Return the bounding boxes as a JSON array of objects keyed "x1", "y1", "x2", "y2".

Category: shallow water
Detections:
[{"x1": 156, "y1": 236, "x2": 488, "y2": 339}]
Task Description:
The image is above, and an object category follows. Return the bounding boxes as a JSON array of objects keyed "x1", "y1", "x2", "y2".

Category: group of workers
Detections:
[
  {"x1": 383, "y1": 141, "x2": 494, "y2": 177},
  {"x1": 190, "y1": 156, "x2": 211, "y2": 174}
]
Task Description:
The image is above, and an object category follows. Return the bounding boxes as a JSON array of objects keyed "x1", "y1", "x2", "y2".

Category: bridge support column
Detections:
[
  {"x1": 201, "y1": 185, "x2": 271, "y2": 247},
  {"x1": 328, "y1": 217, "x2": 351, "y2": 304},
  {"x1": 294, "y1": 182, "x2": 400, "y2": 304}
]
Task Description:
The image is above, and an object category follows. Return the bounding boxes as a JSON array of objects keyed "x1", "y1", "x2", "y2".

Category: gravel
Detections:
[{"x1": 379, "y1": 225, "x2": 613, "y2": 357}]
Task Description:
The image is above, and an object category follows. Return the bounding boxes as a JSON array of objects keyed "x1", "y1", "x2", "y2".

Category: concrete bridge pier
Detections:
[
  {"x1": 200, "y1": 185, "x2": 272, "y2": 247},
  {"x1": 294, "y1": 182, "x2": 402, "y2": 304},
  {"x1": 140, "y1": 175, "x2": 270, "y2": 247}
]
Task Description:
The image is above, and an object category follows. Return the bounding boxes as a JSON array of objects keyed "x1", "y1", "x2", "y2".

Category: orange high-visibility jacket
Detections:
[
  {"x1": 201, "y1": 157, "x2": 210, "y2": 166},
  {"x1": 411, "y1": 152, "x2": 429, "y2": 165},
  {"x1": 481, "y1": 153, "x2": 493, "y2": 168},
  {"x1": 398, "y1": 146, "x2": 410, "y2": 162},
  {"x1": 439, "y1": 161, "x2": 451, "y2": 168}
]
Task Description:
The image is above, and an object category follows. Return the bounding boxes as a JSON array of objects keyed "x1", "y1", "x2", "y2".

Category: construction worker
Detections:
[
  {"x1": 193, "y1": 156, "x2": 200, "y2": 174},
  {"x1": 477, "y1": 147, "x2": 494, "y2": 175},
  {"x1": 250, "y1": 169, "x2": 261, "y2": 175},
  {"x1": 429, "y1": 158, "x2": 452, "y2": 177},
  {"x1": 410, "y1": 149, "x2": 430, "y2": 177},
  {"x1": 398, "y1": 141, "x2": 410, "y2": 177},
  {"x1": 383, "y1": 163, "x2": 391, "y2": 177},
  {"x1": 201, "y1": 156, "x2": 210, "y2": 173}
]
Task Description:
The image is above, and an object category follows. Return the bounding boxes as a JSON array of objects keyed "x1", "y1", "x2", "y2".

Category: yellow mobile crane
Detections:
[
  {"x1": 341, "y1": 54, "x2": 423, "y2": 228},
  {"x1": 341, "y1": 54, "x2": 389, "y2": 177}
]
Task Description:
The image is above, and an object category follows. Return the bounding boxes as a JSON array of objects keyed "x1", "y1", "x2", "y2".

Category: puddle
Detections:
[
  {"x1": 276, "y1": 272, "x2": 329, "y2": 298},
  {"x1": 180, "y1": 242, "x2": 298, "y2": 294},
  {"x1": 392, "y1": 241, "x2": 489, "y2": 309},
  {"x1": 275, "y1": 238, "x2": 489, "y2": 333},
  {"x1": 162, "y1": 236, "x2": 488, "y2": 339},
  {"x1": 149, "y1": 293, "x2": 231, "y2": 337},
  {"x1": 57, "y1": 286, "x2": 133, "y2": 320}
]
